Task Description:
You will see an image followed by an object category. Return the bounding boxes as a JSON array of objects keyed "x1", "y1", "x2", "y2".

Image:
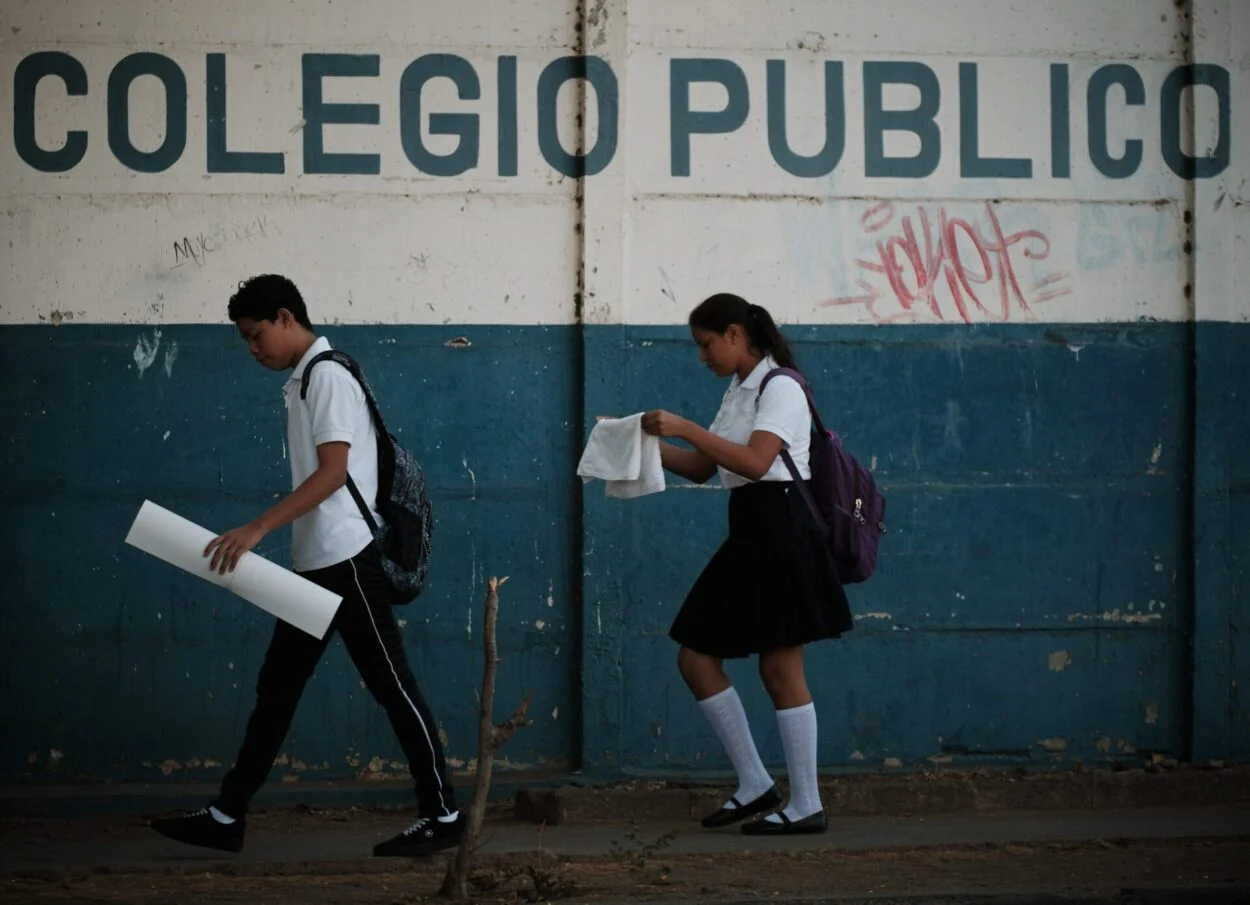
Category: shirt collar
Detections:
[
  {"x1": 736, "y1": 355, "x2": 778, "y2": 391},
  {"x1": 287, "y1": 335, "x2": 332, "y2": 385}
]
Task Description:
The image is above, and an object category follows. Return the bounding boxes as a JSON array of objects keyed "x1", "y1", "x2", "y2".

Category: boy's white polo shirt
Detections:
[
  {"x1": 284, "y1": 336, "x2": 382, "y2": 572},
  {"x1": 708, "y1": 356, "x2": 812, "y2": 489}
]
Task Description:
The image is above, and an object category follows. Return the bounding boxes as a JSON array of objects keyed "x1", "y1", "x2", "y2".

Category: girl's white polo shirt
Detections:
[{"x1": 708, "y1": 356, "x2": 812, "y2": 489}]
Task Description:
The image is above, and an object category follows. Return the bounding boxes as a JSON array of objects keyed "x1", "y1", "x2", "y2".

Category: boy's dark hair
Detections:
[
  {"x1": 227, "y1": 274, "x2": 313, "y2": 329},
  {"x1": 689, "y1": 292, "x2": 797, "y2": 370}
]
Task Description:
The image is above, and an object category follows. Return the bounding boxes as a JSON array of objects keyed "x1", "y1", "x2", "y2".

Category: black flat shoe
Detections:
[
  {"x1": 741, "y1": 809, "x2": 828, "y2": 835},
  {"x1": 701, "y1": 785, "x2": 783, "y2": 828}
]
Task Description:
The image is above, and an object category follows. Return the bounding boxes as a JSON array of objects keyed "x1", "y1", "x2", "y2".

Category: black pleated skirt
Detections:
[{"x1": 669, "y1": 481, "x2": 854, "y2": 659}]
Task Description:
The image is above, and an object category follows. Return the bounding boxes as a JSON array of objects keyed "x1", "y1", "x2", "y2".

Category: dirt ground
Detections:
[{"x1": 4, "y1": 836, "x2": 1249, "y2": 904}]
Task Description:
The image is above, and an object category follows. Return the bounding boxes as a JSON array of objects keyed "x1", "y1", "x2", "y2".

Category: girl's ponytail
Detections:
[{"x1": 744, "y1": 303, "x2": 796, "y2": 370}]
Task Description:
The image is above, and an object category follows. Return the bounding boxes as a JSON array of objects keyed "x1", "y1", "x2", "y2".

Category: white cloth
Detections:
[
  {"x1": 576, "y1": 413, "x2": 666, "y2": 498},
  {"x1": 708, "y1": 356, "x2": 812, "y2": 489},
  {"x1": 283, "y1": 336, "x2": 382, "y2": 571}
]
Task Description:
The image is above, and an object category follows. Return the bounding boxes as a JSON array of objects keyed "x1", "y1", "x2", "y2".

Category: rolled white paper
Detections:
[{"x1": 124, "y1": 500, "x2": 342, "y2": 639}]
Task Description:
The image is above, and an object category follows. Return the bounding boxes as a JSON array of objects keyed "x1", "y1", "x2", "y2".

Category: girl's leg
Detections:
[
  {"x1": 758, "y1": 645, "x2": 823, "y2": 822},
  {"x1": 679, "y1": 646, "x2": 774, "y2": 810}
]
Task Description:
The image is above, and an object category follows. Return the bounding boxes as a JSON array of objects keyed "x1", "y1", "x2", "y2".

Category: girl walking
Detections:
[{"x1": 640, "y1": 293, "x2": 854, "y2": 835}]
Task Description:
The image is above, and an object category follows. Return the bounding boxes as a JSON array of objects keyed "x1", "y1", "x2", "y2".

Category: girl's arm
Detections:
[
  {"x1": 659, "y1": 442, "x2": 718, "y2": 484},
  {"x1": 643, "y1": 410, "x2": 783, "y2": 482}
]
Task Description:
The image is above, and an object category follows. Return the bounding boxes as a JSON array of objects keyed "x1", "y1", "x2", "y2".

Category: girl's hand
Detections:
[{"x1": 641, "y1": 410, "x2": 689, "y2": 439}]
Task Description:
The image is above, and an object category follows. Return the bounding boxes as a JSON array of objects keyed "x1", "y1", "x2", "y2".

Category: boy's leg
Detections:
[
  {"x1": 149, "y1": 583, "x2": 335, "y2": 852},
  {"x1": 214, "y1": 616, "x2": 334, "y2": 817},
  {"x1": 334, "y1": 545, "x2": 461, "y2": 855}
]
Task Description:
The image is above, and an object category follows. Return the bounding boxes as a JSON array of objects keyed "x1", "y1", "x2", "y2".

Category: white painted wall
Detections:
[{"x1": 0, "y1": 0, "x2": 1242, "y2": 325}]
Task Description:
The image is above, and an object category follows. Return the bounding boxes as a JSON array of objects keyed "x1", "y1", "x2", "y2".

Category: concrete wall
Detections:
[{"x1": 1, "y1": 0, "x2": 1246, "y2": 790}]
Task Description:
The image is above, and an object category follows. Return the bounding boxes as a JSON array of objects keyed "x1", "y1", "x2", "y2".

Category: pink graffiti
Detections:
[{"x1": 822, "y1": 202, "x2": 1071, "y2": 324}]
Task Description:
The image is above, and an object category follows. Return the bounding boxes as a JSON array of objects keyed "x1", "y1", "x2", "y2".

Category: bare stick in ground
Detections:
[{"x1": 441, "y1": 575, "x2": 532, "y2": 901}]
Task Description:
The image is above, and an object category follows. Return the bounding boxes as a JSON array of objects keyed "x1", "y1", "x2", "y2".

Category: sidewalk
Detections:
[
  {"x1": 4, "y1": 804, "x2": 1250, "y2": 876},
  {"x1": 4, "y1": 770, "x2": 1250, "y2": 904}
]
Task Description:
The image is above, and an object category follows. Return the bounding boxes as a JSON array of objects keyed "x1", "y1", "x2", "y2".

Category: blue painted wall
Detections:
[
  {"x1": 2, "y1": 325, "x2": 581, "y2": 784},
  {"x1": 2, "y1": 320, "x2": 1246, "y2": 787}
]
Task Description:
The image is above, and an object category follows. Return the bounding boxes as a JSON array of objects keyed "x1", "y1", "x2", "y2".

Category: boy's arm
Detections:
[{"x1": 204, "y1": 441, "x2": 350, "y2": 574}]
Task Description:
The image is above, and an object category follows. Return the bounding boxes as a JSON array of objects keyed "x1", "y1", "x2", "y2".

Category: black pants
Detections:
[{"x1": 214, "y1": 543, "x2": 456, "y2": 820}]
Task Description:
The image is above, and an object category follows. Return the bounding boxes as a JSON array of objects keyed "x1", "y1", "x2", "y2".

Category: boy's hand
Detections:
[{"x1": 205, "y1": 522, "x2": 268, "y2": 575}]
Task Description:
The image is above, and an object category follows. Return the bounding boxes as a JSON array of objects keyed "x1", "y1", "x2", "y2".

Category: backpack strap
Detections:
[
  {"x1": 757, "y1": 366, "x2": 830, "y2": 536},
  {"x1": 301, "y1": 349, "x2": 392, "y2": 437},
  {"x1": 759, "y1": 366, "x2": 829, "y2": 436},
  {"x1": 299, "y1": 349, "x2": 382, "y2": 534}
]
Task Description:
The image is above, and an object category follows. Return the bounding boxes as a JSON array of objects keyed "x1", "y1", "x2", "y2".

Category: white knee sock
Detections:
[
  {"x1": 768, "y1": 701, "x2": 822, "y2": 823},
  {"x1": 698, "y1": 686, "x2": 774, "y2": 809}
]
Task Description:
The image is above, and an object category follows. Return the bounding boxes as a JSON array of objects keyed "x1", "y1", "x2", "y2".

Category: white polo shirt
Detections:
[
  {"x1": 708, "y1": 356, "x2": 812, "y2": 489},
  {"x1": 283, "y1": 336, "x2": 382, "y2": 572}
]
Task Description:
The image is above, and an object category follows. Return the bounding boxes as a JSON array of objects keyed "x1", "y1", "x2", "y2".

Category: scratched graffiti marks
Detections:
[
  {"x1": 171, "y1": 214, "x2": 281, "y2": 269},
  {"x1": 823, "y1": 202, "x2": 1071, "y2": 325}
]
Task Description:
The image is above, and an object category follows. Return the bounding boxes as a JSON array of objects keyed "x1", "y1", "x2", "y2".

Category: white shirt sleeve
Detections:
[
  {"x1": 305, "y1": 365, "x2": 364, "y2": 447},
  {"x1": 752, "y1": 376, "x2": 809, "y2": 447}
]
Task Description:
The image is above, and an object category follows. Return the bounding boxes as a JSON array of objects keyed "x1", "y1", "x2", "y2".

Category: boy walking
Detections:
[{"x1": 150, "y1": 274, "x2": 461, "y2": 857}]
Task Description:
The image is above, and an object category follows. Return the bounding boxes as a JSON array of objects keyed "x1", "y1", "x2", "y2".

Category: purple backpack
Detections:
[{"x1": 759, "y1": 368, "x2": 886, "y2": 584}]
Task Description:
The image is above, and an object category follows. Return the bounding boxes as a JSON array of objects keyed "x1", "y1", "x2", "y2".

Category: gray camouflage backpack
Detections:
[{"x1": 300, "y1": 350, "x2": 432, "y2": 603}]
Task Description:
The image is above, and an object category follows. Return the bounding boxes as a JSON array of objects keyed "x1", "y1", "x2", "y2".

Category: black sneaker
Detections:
[
  {"x1": 373, "y1": 813, "x2": 465, "y2": 857},
  {"x1": 149, "y1": 807, "x2": 245, "y2": 853}
]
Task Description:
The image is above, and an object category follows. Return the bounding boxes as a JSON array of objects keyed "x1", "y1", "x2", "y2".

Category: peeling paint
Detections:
[
  {"x1": 884, "y1": 757, "x2": 903, "y2": 768},
  {"x1": 1038, "y1": 738, "x2": 1068, "y2": 752},
  {"x1": 1067, "y1": 609, "x2": 1163, "y2": 625},
  {"x1": 1095, "y1": 736, "x2": 1112, "y2": 753},
  {"x1": 133, "y1": 329, "x2": 161, "y2": 377},
  {"x1": 41, "y1": 309, "x2": 74, "y2": 326},
  {"x1": 1145, "y1": 702, "x2": 1159, "y2": 725},
  {"x1": 1047, "y1": 651, "x2": 1072, "y2": 672},
  {"x1": 156, "y1": 758, "x2": 182, "y2": 775},
  {"x1": 163, "y1": 342, "x2": 179, "y2": 377},
  {"x1": 855, "y1": 612, "x2": 892, "y2": 621}
]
